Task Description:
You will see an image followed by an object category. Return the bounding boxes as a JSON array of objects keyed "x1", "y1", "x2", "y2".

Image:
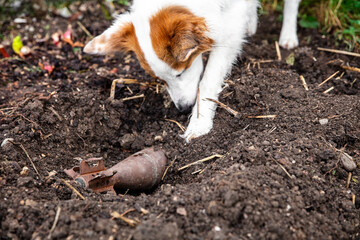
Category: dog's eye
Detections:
[{"x1": 176, "y1": 70, "x2": 185, "y2": 78}]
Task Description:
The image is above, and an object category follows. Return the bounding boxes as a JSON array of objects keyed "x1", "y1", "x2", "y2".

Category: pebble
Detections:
[
  {"x1": 319, "y1": 118, "x2": 329, "y2": 125},
  {"x1": 17, "y1": 177, "x2": 34, "y2": 187},
  {"x1": 271, "y1": 201, "x2": 279, "y2": 208},
  {"x1": 176, "y1": 207, "x2": 187, "y2": 216},
  {"x1": 340, "y1": 152, "x2": 357, "y2": 172},
  {"x1": 119, "y1": 133, "x2": 135, "y2": 149}
]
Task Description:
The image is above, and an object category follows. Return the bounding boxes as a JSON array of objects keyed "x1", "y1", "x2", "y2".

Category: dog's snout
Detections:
[{"x1": 177, "y1": 103, "x2": 192, "y2": 113}]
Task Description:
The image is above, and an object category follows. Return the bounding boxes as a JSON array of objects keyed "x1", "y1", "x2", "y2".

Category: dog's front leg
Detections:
[
  {"x1": 279, "y1": 0, "x2": 301, "y2": 49},
  {"x1": 182, "y1": 47, "x2": 239, "y2": 143}
]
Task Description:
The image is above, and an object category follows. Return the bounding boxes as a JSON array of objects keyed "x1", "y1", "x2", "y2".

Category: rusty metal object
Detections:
[{"x1": 64, "y1": 148, "x2": 167, "y2": 193}]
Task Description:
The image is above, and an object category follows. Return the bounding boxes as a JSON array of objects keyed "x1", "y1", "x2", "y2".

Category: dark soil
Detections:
[{"x1": 1, "y1": 3, "x2": 360, "y2": 240}]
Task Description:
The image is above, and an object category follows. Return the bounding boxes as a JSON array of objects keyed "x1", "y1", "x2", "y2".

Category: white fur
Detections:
[
  {"x1": 280, "y1": 0, "x2": 301, "y2": 49},
  {"x1": 85, "y1": 0, "x2": 301, "y2": 142},
  {"x1": 127, "y1": 0, "x2": 260, "y2": 142}
]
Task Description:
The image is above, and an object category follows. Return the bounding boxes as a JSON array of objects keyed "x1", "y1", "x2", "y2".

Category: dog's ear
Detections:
[
  {"x1": 83, "y1": 22, "x2": 136, "y2": 55},
  {"x1": 150, "y1": 6, "x2": 214, "y2": 68},
  {"x1": 171, "y1": 19, "x2": 214, "y2": 63}
]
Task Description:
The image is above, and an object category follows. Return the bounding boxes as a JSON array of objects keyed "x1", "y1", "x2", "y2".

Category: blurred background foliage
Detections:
[
  {"x1": 261, "y1": 0, "x2": 360, "y2": 50},
  {"x1": 1, "y1": 0, "x2": 359, "y2": 50}
]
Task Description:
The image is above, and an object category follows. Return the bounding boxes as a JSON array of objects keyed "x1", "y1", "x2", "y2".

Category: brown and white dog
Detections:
[{"x1": 84, "y1": 0, "x2": 301, "y2": 142}]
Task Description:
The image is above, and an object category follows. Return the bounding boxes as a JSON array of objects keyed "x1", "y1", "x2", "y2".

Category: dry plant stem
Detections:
[
  {"x1": 317, "y1": 47, "x2": 360, "y2": 58},
  {"x1": 111, "y1": 211, "x2": 139, "y2": 227},
  {"x1": 247, "y1": 115, "x2": 277, "y2": 119},
  {"x1": 341, "y1": 65, "x2": 360, "y2": 73},
  {"x1": 48, "y1": 106, "x2": 63, "y2": 121},
  {"x1": 77, "y1": 21, "x2": 93, "y2": 38},
  {"x1": 61, "y1": 179, "x2": 85, "y2": 200},
  {"x1": 271, "y1": 158, "x2": 293, "y2": 179},
  {"x1": 162, "y1": 156, "x2": 177, "y2": 180},
  {"x1": 207, "y1": 98, "x2": 276, "y2": 119},
  {"x1": 346, "y1": 172, "x2": 352, "y2": 189},
  {"x1": 165, "y1": 119, "x2": 185, "y2": 132},
  {"x1": 48, "y1": 206, "x2": 61, "y2": 239},
  {"x1": 300, "y1": 75, "x2": 309, "y2": 91},
  {"x1": 121, "y1": 94, "x2": 145, "y2": 102},
  {"x1": 120, "y1": 208, "x2": 136, "y2": 217},
  {"x1": 8, "y1": 140, "x2": 41, "y2": 178},
  {"x1": 318, "y1": 71, "x2": 339, "y2": 87},
  {"x1": 206, "y1": 98, "x2": 239, "y2": 117},
  {"x1": 110, "y1": 78, "x2": 157, "y2": 100},
  {"x1": 353, "y1": 195, "x2": 356, "y2": 206},
  {"x1": 323, "y1": 86, "x2": 334, "y2": 94},
  {"x1": 178, "y1": 154, "x2": 224, "y2": 171},
  {"x1": 275, "y1": 41, "x2": 282, "y2": 61}
]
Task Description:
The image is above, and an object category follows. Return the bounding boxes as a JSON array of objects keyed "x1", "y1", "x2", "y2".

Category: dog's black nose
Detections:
[{"x1": 177, "y1": 104, "x2": 192, "y2": 113}]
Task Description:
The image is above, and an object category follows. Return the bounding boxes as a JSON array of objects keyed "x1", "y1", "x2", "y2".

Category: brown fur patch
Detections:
[
  {"x1": 107, "y1": 23, "x2": 155, "y2": 77},
  {"x1": 150, "y1": 6, "x2": 214, "y2": 71}
]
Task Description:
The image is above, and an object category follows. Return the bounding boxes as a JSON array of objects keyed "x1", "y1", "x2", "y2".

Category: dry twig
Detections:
[
  {"x1": 110, "y1": 78, "x2": 157, "y2": 100},
  {"x1": 248, "y1": 115, "x2": 277, "y2": 119},
  {"x1": 48, "y1": 206, "x2": 61, "y2": 239},
  {"x1": 207, "y1": 98, "x2": 277, "y2": 119},
  {"x1": 162, "y1": 156, "x2": 177, "y2": 180},
  {"x1": 121, "y1": 94, "x2": 145, "y2": 102},
  {"x1": 300, "y1": 75, "x2": 309, "y2": 91},
  {"x1": 178, "y1": 154, "x2": 224, "y2": 171},
  {"x1": 61, "y1": 179, "x2": 85, "y2": 200},
  {"x1": 165, "y1": 119, "x2": 185, "y2": 132},
  {"x1": 271, "y1": 158, "x2": 293, "y2": 179},
  {"x1": 318, "y1": 71, "x2": 339, "y2": 87},
  {"x1": 8, "y1": 140, "x2": 41, "y2": 178},
  {"x1": 317, "y1": 47, "x2": 360, "y2": 58},
  {"x1": 206, "y1": 98, "x2": 239, "y2": 117},
  {"x1": 111, "y1": 211, "x2": 139, "y2": 227},
  {"x1": 77, "y1": 21, "x2": 93, "y2": 38},
  {"x1": 346, "y1": 172, "x2": 352, "y2": 189},
  {"x1": 275, "y1": 41, "x2": 282, "y2": 61},
  {"x1": 323, "y1": 86, "x2": 334, "y2": 94},
  {"x1": 341, "y1": 65, "x2": 360, "y2": 73}
]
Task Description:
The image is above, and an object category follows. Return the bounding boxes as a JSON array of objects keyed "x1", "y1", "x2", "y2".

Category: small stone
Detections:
[
  {"x1": 25, "y1": 199, "x2": 37, "y2": 207},
  {"x1": 119, "y1": 133, "x2": 135, "y2": 149},
  {"x1": 176, "y1": 207, "x2": 187, "y2": 216},
  {"x1": 262, "y1": 140, "x2": 271, "y2": 146},
  {"x1": 20, "y1": 166, "x2": 29, "y2": 176},
  {"x1": 207, "y1": 201, "x2": 218, "y2": 216},
  {"x1": 340, "y1": 152, "x2": 357, "y2": 172},
  {"x1": 319, "y1": 118, "x2": 328, "y2": 125},
  {"x1": 154, "y1": 135, "x2": 163, "y2": 142},
  {"x1": 17, "y1": 177, "x2": 34, "y2": 187},
  {"x1": 271, "y1": 201, "x2": 279, "y2": 208}
]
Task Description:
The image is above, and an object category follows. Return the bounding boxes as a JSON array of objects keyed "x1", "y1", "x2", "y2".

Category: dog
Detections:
[{"x1": 84, "y1": 0, "x2": 301, "y2": 142}]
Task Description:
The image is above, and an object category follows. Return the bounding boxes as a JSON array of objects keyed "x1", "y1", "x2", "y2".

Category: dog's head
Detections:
[{"x1": 84, "y1": 6, "x2": 214, "y2": 112}]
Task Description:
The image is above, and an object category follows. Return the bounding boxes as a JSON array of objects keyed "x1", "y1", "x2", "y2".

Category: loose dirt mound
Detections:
[{"x1": 1, "y1": 5, "x2": 359, "y2": 240}]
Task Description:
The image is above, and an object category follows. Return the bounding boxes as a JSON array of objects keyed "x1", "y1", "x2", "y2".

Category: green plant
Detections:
[{"x1": 260, "y1": 0, "x2": 360, "y2": 50}]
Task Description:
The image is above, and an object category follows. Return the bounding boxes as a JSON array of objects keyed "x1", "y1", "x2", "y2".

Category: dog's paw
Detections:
[
  {"x1": 279, "y1": 34, "x2": 299, "y2": 50},
  {"x1": 181, "y1": 117, "x2": 213, "y2": 143}
]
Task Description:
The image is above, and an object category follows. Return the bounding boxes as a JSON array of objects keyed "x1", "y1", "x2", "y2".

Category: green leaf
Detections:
[
  {"x1": 12, "y1": 35, "x2": 23, "y2": 54},
  {"x1": 286, "y1": 53, "x2": 295, "y2": 66}
]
